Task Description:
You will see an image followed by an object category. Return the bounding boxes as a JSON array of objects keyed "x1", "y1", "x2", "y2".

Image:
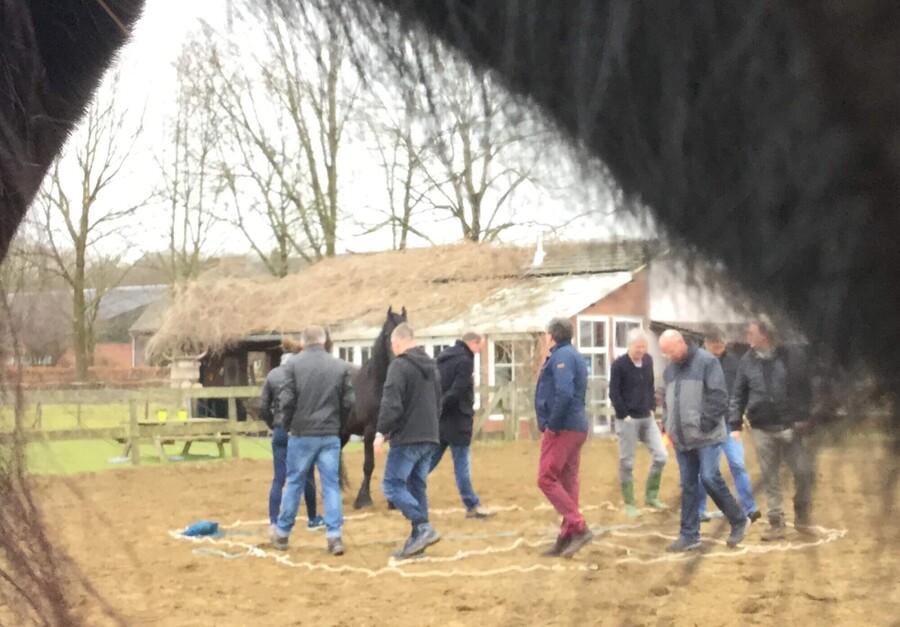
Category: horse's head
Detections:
[{"x1": 376, "y1": 306, "x2": 408, "y2": 360}]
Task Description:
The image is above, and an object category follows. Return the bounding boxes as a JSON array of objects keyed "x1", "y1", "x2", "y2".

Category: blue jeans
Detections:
[
  {"x1": 383, "y1": 443, "x2": 439, "y2": 527},
  {"x1": 429, "y1": 443, "x2": 481, "y2": 510},
  {"x1": 269, "y1": 428, "x2": 318, "y2": 525},
  {"x1": 698, "y1": 435, "x2": 758, "y2": 517},
  {"x1": 275, "y1": 435, "x2": 343, "y2": 539},
  {"x1": 675, "y1": 444, "x2": 745, "y2": 541}
]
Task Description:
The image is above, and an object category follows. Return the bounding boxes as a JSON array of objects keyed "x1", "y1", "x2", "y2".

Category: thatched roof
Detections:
[{"x1": 145, "y1": 240, "x2": 658, "y2": 358}]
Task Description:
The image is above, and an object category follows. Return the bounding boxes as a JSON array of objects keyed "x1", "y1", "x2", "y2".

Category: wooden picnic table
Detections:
[
  {"x1": 116, "y1": 419, "x2": 236, "y2": 462},
  {"x1": 119, "y1": 400, "x2": 269, "y2": 466}
]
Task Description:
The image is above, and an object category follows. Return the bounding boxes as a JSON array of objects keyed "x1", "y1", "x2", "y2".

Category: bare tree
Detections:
[
  {"x1": 36, "y1": 75, "x2": 145, "y2": 381},
  {"x1": 0, "y1": 218, "x2": 70, "y2": 365},
  {"x1": 157, "y1": 33, "x2": 220, "y2": 285},
  {"x1": 206, "y1": 6, "x2": 360, "y2": 273},
  {"x1": 359, "y1": 86, "x2": 434, "y2": 250},
  {"x1": 415, "y1": 55, "x2": 546, "y2": 242}
]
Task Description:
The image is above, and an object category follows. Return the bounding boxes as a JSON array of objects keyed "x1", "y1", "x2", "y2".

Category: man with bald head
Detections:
[
  {"x1": 376, "y1": 323, "x2": 443, "y2": 559},
  {"x1": 658, "y1": 330, "x2": 748, "y2": 552}
]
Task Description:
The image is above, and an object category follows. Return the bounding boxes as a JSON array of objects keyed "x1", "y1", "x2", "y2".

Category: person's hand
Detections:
[
  {"x1": 730, "y1": 431, "x2": 741, "y2": 441},
  {"x1": 374, "y1": 432, "x2": 385, "y2": 454}
]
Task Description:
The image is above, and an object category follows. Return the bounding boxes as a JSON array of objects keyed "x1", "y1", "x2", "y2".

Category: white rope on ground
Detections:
[
  {"x1": 217, "y1": 501, "x2": 612, "y2": 531},
  {"x1": 169, "y1": 503, "x2": 848, "y2": 578},
  {"x1": 172, "y1": 533, "x2": 574, "y2": 578},
  {"x1": 612, "y1": 523, "x2": 848, "y2": 564}
]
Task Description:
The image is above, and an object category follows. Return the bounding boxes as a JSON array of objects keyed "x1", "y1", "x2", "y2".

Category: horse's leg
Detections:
[{"x1": 353, "y1": 426, "x2": 376, "y2": 509}]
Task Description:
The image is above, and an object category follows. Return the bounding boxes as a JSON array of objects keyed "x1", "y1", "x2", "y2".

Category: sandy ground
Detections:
[{"x1": 22, "y1": 437, "x2": 900, "y2": 626}]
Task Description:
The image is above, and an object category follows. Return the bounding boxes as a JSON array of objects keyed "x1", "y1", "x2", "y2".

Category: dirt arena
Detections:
[{"x1": 29, "y1": 437, "x2": 900, "y2": 626}]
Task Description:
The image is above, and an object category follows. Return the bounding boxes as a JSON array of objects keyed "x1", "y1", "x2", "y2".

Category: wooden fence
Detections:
[
  {"x1": 1, "y1": 386, "x2": 268, "y2": 466},
  {"x1": 473, "y1": 382, "x2": 617, "y2": 441},
  {"x1": 1, "y1": 382, "x2": 620, "y2": 468}
]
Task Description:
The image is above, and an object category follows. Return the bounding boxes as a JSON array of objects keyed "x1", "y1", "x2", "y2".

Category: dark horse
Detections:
[{"x1": 339, "y1": 306, "x2": 407, "y2": 509}]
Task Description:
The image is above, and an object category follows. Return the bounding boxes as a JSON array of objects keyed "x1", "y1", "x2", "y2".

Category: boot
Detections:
[
  {"x1": 761, "y1": 516, "x2": 787, "y2": 541},
  {"x1": 559, "y1": 528, "x2": 594, "y2": 558},
  {"x1": 644, "y1": 473, "x2": 668, "y2": 510},
  {"x1": 327, "y1": 537, "x2": 344, "y2": 556},
  {"x1": 621, "y1": 483, "x2": 641, "y2": 517},
  {"x1": 794, "y1": 508, "x2": 817, "y2": 536},
  {"x1": 541, "y1": 535, "x2": 569, "y2": 557}
]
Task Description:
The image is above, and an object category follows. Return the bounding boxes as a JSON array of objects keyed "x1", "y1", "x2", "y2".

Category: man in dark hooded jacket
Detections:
[
  {"x1": 375, "y1": 323, "x2": 443, "y2": 560},
  {"x1": 428, "y1": 332, "x2": 494, "y2": 520}
]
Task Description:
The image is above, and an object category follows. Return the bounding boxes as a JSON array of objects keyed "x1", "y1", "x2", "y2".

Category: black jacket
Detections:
[
  {"x1": 609, "y1": 353, "x2": 655, "y2": 419},
  {"x1": 436, "y1": 340, "x2": 476, "y2": 445},
  {"x1": 279, "y1": 347, "x2": 355, "y2": 437},
  {"x1": 259, "y1": 363, "x2": 290, "y2": 429},
  {"x1": 377, "y1": 346, "x2": 441, "y2": 446},
  {"x1": 717, "y1": 350, "x2": 741, "y2": 400},
  {"x1": 729, "y1": 345, "x2": 812, "y2": 431}
]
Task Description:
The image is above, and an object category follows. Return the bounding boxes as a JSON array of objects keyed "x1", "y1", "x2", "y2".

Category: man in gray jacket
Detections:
[
  {"x1": 658, "y1": 330, "x2": 748, "y2": 552},
  {"x1": 271, "y1": 326, "x2": 355, "y2": 556}
]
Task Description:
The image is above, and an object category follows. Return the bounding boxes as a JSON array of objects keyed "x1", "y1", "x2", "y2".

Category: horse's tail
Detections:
[
  {"x1": 338, "y1": 434, "x2": 351, "y2": 491},
  {"x1": 339, "y1": 451, "x2": 350, "y2": 491}
]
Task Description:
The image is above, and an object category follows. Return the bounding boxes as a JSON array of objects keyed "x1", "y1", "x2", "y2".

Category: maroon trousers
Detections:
[{"x1": 537, "y1": 429, "x2": 588, "y2": 539}]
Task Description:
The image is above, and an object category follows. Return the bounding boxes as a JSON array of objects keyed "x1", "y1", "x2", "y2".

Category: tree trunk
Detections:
[{"x1": 72, "y1": 283, "x2": 89, "y2": 381}]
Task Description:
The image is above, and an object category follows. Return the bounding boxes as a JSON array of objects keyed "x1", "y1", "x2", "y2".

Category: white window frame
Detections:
[
  {"x1": 473, "y1": 351, "x2": 482, "y2": 411},
  {"x1": 337, "y1": 345, "x2": 357, "y2": 364},
  {"x1": 576, "y1": 315, "x2": 611, "y2": 381},
  {"x1": 487, "y1": 336, "x2": 533, "y2": 421},
  {"x1": 421, "y1": 338, "x2": 456, "y2": 359},
  {"x1": 612, "y1": 317, "x2": 645, "y2": 362},
  {"x1": 333, "y1": 342, "x2": 372, "y2": 367}
]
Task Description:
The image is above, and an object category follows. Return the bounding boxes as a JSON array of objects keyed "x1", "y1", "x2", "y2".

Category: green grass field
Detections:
[
  {"x1": 25, "y1": 435, "x2": 277, "y2": 475},
  {"x1": 5, "y1": 401, "x2": 184, "y2": 431},
  {"x1": 0, "y1": 402, "x2": 361, "y2": 476}
]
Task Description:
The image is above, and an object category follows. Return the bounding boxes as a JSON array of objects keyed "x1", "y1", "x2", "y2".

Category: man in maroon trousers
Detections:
[{"x1": 534, "y1": 317, "x2": 594, "y2": 558}]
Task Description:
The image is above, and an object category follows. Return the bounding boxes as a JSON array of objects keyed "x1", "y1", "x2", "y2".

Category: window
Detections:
[
  {"x1": 473, "y1": 352, "x2": 482, "y2": 410},
  {"x1": 360, "y1": 346, "x2": 372, "y2": 364},
  {"x1": 578, "y1": 319, "x2": 607, "y2": 351},
  {"x1": 577, "y1": 316, "x2": 609, "y2": 379},
  {"x1": 489, "y1": 339, "x2": 534, "y2": 421},
  {"x1": 432, "y1": 344, "x2": 451, "y2": 358},
  {"x1": 614, "y1": 318, "x2": 643, "y2": 357},
  {"x1": 577, "y1": 316, "x2": 611, "y2": 420},
  {"x1": 247, "y1": 351, "x2": 267, "y2": 385},
  {"x1": 338, "y1": 346, "x2": 356, "y2": 364}
]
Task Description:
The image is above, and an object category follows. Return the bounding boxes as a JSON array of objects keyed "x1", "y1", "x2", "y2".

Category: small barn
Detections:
[{"x1": 141, "y1": 239, "x2": 765, "y2": 435}]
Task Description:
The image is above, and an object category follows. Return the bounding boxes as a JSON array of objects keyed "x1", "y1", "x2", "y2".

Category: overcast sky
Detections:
[{"x1": 27, "y1": 0, "x2": 654, "y2": 264}]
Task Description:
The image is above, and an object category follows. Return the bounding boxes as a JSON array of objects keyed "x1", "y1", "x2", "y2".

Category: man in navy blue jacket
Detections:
[
  {"x1": 534, "y1": 317, "x2": 593, "y2": 558},
  {"x1": 429, "y1": 332, "x2": 495, "y2": 519},
  {"x1": 609, "y1": 328, "x2": 668, "y2": 516}
]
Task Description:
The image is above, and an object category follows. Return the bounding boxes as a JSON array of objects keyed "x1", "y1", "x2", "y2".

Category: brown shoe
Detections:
[
  {"x1": 466, "y1": 506, "x2": 496, "y2": 520},
  {"x1": 761, "y1": 525, "x2": 787, "y2": 541},
  {"x1": 560, "y1": 529, "x2": 594, "y2": 558},
  {"x1": 327, "y1": 538, "x2": 344, "y2": 556},
  {"x1": 795, "y1": 523, "x2": 819, "y2": 537},
  {"x1": 541, "y1": 535, "x2": 569, "y2": 557}
]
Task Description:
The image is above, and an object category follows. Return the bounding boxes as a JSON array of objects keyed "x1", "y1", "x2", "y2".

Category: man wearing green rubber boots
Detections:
[{"x1": 609, "y1": 328, "x2": 668, "y2": 516}]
